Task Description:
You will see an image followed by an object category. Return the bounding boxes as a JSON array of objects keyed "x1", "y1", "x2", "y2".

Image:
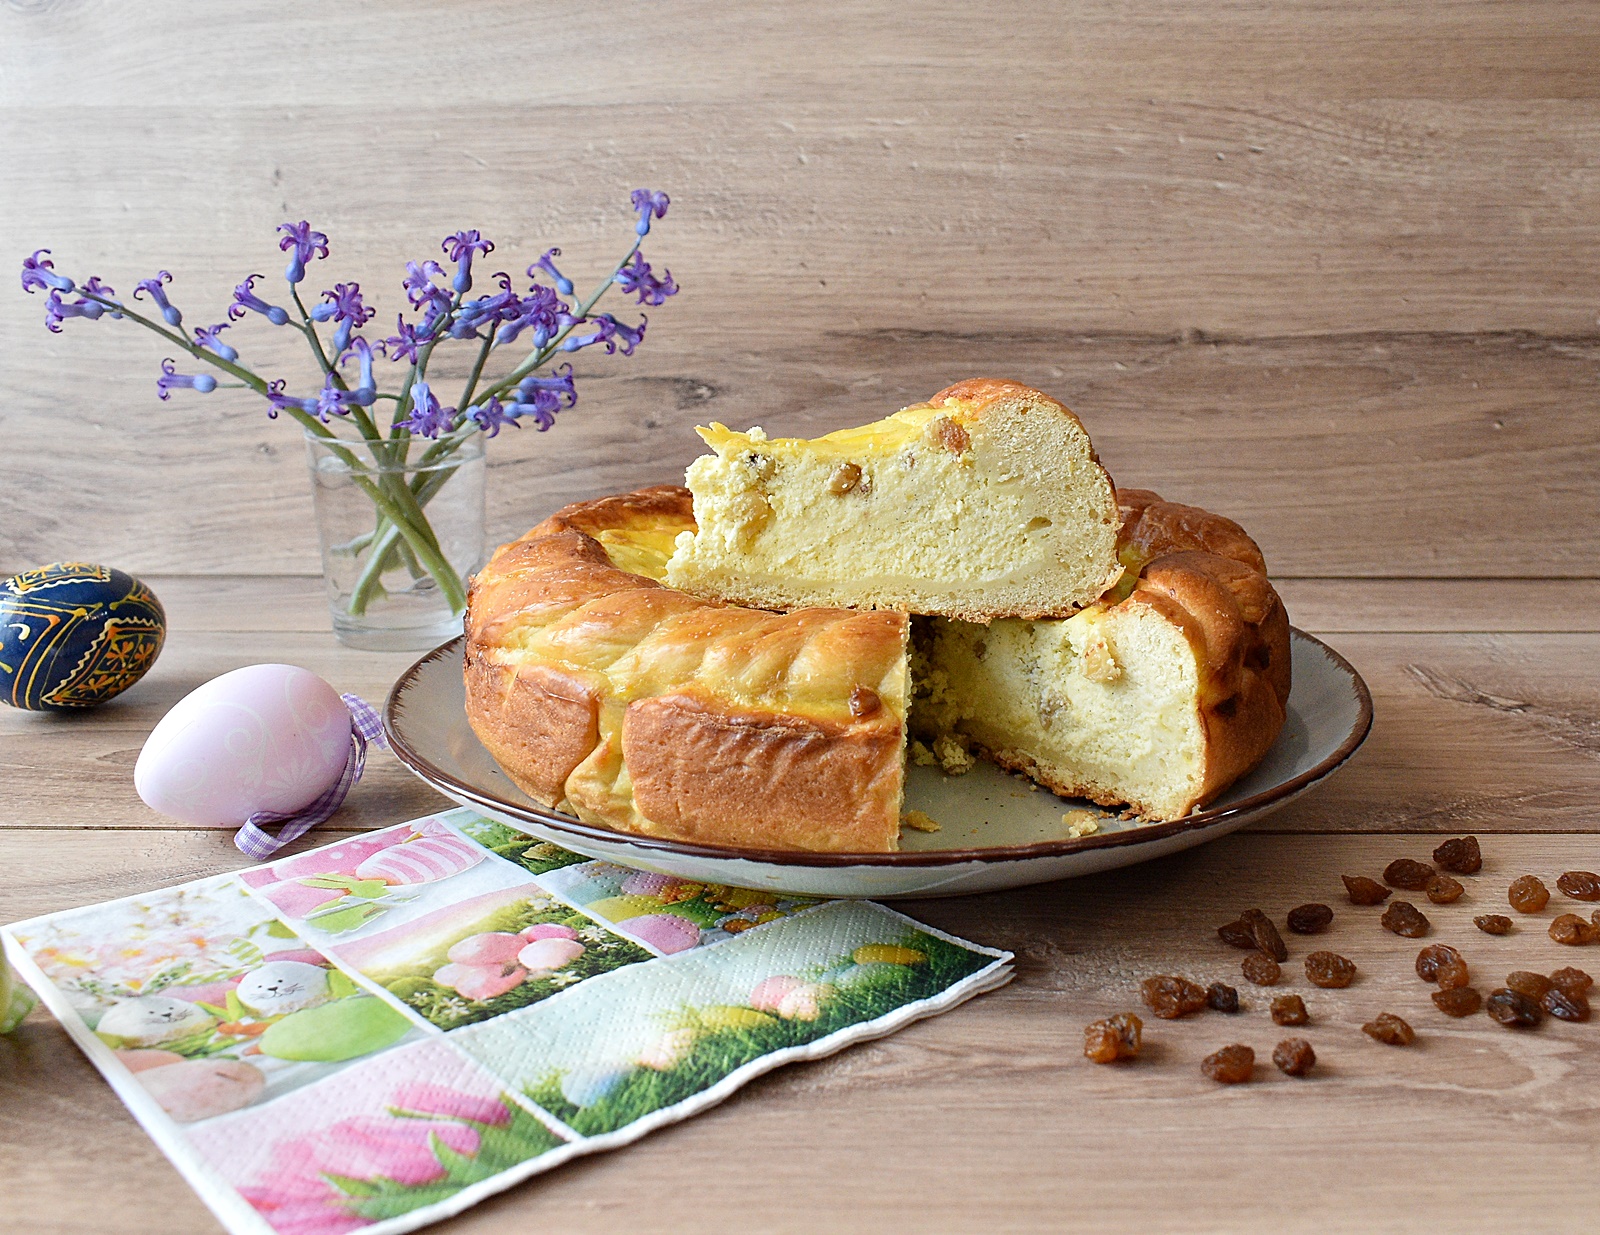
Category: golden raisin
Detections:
[
  {"x1": 1272, "y1": 1038, "x2": 1316, "y2": 1076},
  {"x1": 1305, "y1": 951, "x2": 1357, "y2": 988},
  {"x1": 1541, "y1": 986, "x2": 1590, "y2": 1022},
  {"x1": 1505, "y1": 971, "x2": 1554, "y2": 999},
  {"x1": 932, "y1": 417, "x2": 971, "y2": 456},
  {"x1": 1270, "y1": 994, "x2": 1309, "y2": 1026},
  {"x1": 827, "y1": 462, "x2": 863, "y2": 495},
  {"x1": 1140, "y1": 975, "x2": 1209, "y2": 1019},
  {"x1": 1432, "y1": 986, "x2": 1483, "y2": 1017},
  {"x1": 1435, "y1": 958, "x2": 1470, "y2": 990},
  {"x1": 1083, "y1": 1012, "x2": 1143, "y2": 1062},
  {"x1": 1384, "y1": 858, "x2": 1436, "y2": 891},
  {"x1": 1432, "y1": 836, "x2": 1483, "y2": 875},
  {"x1": 1474, "y1": 914, "x2": 1514, "y2": 935},
  {"x1": 1485, "y1": 988, "x2": 1543, "y2": 1027},
  {"x1": 1241, "y1": 953, "x2": 1281, "y2": 986},
  {"x1": 848, "y1": 685, "x2": 881, "y2": 718},
  {"x1": 1556, "y1": 871, "x2": 1600, "y2": 901},
  {"x1": 1240, "y1": 908, "x2": 1288, "y2": 962},
  {"x1": 1200, "y1": 1044, "x2": 1255, "y2": 1083},
  {"x1": 1380, "y1": 901, "x2": 1430, "y2": 938},
  {"x1": 1342, "y1": 875, "x2": 1392, "y2": 906},
  {"x1": 1362, "y1": 1013, "x2": 1416, "y2": 1045},
  {"x1": 1548, "y1": 913, "x2": 1600, "y2": 946},
  {"x1": 1415, "y1": 944, "x2": 1462, "y2": 983},
  {"x1": 1508, "y1": 875, "x2": 1550, "y2": 913},
  {"x1": 1549, "y1": 967, "x2": 1593, "y2": 996},
  {"x1": 1206, "y1": 982, "x2": 1240, "y2": 1013},
  {"x1": 1425, "y1": 875, "x2": 1465, "y2": 905},
  {"x1": 1286, "y1": 903, "x2": 1334, "y2": 934}
]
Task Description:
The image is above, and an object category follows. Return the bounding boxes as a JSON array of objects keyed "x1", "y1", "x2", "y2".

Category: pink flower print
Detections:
[
  {"x1": 389, "y1": 1082, "x2": 511, "y2": 1126},
  {"x1": 272, "y1": 1116, "x2": 480, "y2": 1189}
]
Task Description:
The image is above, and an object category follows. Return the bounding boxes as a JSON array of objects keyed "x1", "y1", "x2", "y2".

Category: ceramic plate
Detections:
[{"x1": 385, "y1": 630, "x2": 1371, "y2": 899}]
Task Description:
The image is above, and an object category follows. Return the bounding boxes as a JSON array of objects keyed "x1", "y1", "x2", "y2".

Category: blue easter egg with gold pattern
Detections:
[{"x1": 0, "y1": 563, "x2": 166, "y2": 710}]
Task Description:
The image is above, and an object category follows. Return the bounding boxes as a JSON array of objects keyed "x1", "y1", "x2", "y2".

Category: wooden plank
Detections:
[
  {"x1": 2, "y1": 628, "x2": 1596, "y2": 834},
  {"x1": 4, "y1": 831, "x2": 1599, "y2": 1234},
  {"x1": 3, "y1": 334, "x2": 1598, "y2": 579}
]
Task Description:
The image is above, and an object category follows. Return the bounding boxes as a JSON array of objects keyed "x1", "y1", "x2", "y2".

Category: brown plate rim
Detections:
[{"x1": 384, "y1": 628, "x2": 1372, "y2": 868}]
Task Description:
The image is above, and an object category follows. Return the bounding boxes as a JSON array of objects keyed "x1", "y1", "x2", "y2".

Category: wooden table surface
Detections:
[{"x1": 3, "y1": 3, "x2": 1598, "y2": 1232}]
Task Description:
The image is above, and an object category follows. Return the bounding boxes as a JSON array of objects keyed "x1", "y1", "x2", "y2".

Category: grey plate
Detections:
[{"x1": 385, "y1": 629, "x2": 1371, "y2": 898}]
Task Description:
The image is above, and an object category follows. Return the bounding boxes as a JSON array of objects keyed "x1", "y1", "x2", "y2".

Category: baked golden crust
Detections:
[{"x1": 465, "y1": 486, "x2": 909, "y2": 853}]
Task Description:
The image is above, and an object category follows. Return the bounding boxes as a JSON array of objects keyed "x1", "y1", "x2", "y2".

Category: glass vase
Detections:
[{"x1": 304, "y1": 429, "x2": 485, "y2": 651}]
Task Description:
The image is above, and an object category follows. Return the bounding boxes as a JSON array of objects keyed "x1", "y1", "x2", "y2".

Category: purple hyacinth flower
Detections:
[
  {"x1": 441, "y1": 229, "x2": 494, "y2": 294},
  {"x1": 382, "y1": 314, "x2": 427, "y2": 364},
  {"x1": 134, "y1": 271, "x2": 183, "y2": 327},
  {"x1": 337, "y1": 337, "x2": 378, "y2": 405},
  {"x1": 496, "y1": 284, "x2": 568, "y2": 347},
  {"x1": 43, "y1": 290, "x2": 105, "y2": 332},
  {"x1": 630, "y1": 189, "x2": 670, "y2": 236},
  {"x1": 311, "y1": 282, "x2": 375, "y2": 353},
  {"x1": 403, "y1": 259, "x2": 448, "y2": 307},
  {"x1": 507, "y1": 366, "x2": 578, "y2": 430},
  {"x1": 229, "y1": 275, "x2": 290, "y2": 325},
  {"x1": 310, "y1": 371, "x2": 360, "y2": 422},
  {"x1": 455, "y1": 272, "x2": 522, "y2": 335},
  {"x1": 21, "y1": 250, "x2": 74, "y2": 295},
  {"x1": 613, "y1": 252, "x2": 678, "y2": 307},
  {"x1": 277, "y1": 220, "x2": 330, "y2": 284},
  {"x1": 80, "y1": 276, "x2": 123, "y2": 318},
  {"x1": 193, "y1": 322, "x2": 238, "y2": 362},
  {"x1": 396, "y1": 381, "x2": 458, "y2": 438},
  {"x1": 468, "y1": 395, "x2": 517, "y2": 437},
  {"x1": 263, "y1": 379, "x2": 317, "y2": 420},
  {"x1": 156, "y1": 358, "x2": 217, "y2": 401},
  {"x1": 529, "y1": 248, "x2": 575, "y2": 297},
  {"x1": 562, "y1": 312, "x2": 646, "y2": 356}
]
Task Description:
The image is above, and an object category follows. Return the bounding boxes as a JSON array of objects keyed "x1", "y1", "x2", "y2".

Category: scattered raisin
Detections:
[
  {"x1": 1286, "y1": 903, "x2": 1334, "y2": 934},
  {"x1": 1505, "y1": 971, "x2": 1555, "y2": 999},
  {"x1": 1433, "y1": 835, "x2": 1483, "y2": 875},
  {"x1": 1548, "y1": 913, "x2": 1600, "y2": 946},
  {"x1": 1200, "y1": 1044, "x2": 1255, "y2": 1083},
  {"x1": 1240, "y1": 908, "x2": 1288, "y2": 962},
  {"x1": 1415, "y1": 944, "x2": 1462, "y2": 983},
  {"x1": 1549, "y1": 967, "x2": 1593, "y2": 996},
  {"x1": 1305, "y1": 951, "x2": 1357, "y2": 989},
  {"x1": 1380, "y1": 901, "x2": 1430, "y2": 938},
  {"x1": 1384, "y1": 858, "x2": 1436, "y2": 890},
  {"x1": 1540, "y1": 986, "x2": 1590, "y2": 1023},
  {"x1": 1342, "y1": 875, "x2": 1392, "y2": 906},
  {"x1": 1556, "y1": 871, "x2": 1600, "y2": 902},
  {"x1": 1474, "y1": 914, "x2": 1514, "y2": 936},
  {"x1": 1485, "y1": 988, "x2": 1543, "y2": 1028},
  {"x1": 1140, "y1": 975, "x2": 1209, "y2": 1019},
  {"x1": 1241, "y1": 953, "x2": 1282, "y2": 986},
  {"x1": 1216, "y1": 920, "x2": 1258, "y2": 950},
  {"x1": 1435, "y1": 958, "x2": 1470, "y2": 990},
  {"x1": 1432, "y1": 986, "x2": 1483, "y2": 1017},
  {"x1": 1425, "y1": 874, "x2": 1465, "y2": 905},
  {"x1": 1272, "y1": 1038, "x2": 1316, "y2": 1076},
  {"x1": 1206, "y1": 982, "x2": 1240, "y2": 1013},
  {"x1": 1271, "y1": 994, "x2": 1309, "y2": 1026},
  {"x1": 1508, "y1": 875, "x2": 1550, "y2": 913},
  {"x1": 1362, "y1": 1013, "x2": 1416, "y2": 1045},
  {"x1": 1083, "y1": 1012, "x2": 1143, "y2": 1062}
]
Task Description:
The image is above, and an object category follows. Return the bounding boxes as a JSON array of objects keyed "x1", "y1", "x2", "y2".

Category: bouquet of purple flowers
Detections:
[{"x1": 21, "y1": 190, "x2": 678, "y2": 631}]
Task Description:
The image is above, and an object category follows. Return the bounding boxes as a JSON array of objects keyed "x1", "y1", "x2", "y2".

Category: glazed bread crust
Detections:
[{"x1": 465, "y1": 485, "x2": 909, "y2": 853}]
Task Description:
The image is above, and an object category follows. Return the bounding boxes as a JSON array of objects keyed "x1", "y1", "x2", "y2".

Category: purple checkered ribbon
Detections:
[{"x1": 233, "y1": 694, "x2": 390, "y2": 861}]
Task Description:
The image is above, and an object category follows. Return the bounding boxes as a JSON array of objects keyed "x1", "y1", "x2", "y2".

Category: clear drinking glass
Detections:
[{"x1": 304, "y1": 428, "x2": 485, "y2": 650}]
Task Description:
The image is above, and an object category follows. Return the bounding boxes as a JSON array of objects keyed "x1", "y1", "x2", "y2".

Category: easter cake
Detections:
[
  {"x1": 663, "y1": 379, "x2": 1123, "y2": 622},
  {"x1": 464, "y1": 486, "x2": 910, "y2": 854},
  {"x1": 910, "y1": 489, "x2": 1291, "y2": 820}
]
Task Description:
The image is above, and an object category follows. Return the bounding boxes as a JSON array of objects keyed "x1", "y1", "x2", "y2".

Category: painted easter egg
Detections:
[
  {"x1": 434, "y1": 962, "x2": 527, "y2": 1001},
  {"x1": 114, "y1": 1048, "x2": 186, "y2": 1073},
  {"x1": 586, "y1": 895, "x2": 663, "y2": 923},
  {"x1": 235, "y1": 961, "x2": 332, "y2": 1016},
  {"x1": 852, "y1": 944, "x2": 926, "y2": 967},
  {"x1": 775, "y1": 983, "x2": 833, "y2": 1022},
  {"x1": 520, "y1": 923, "x2": 579, "y2": 943},
  {"x1": 138, "y1": 1059, "x2": 265, "y2": 1123},
  {"x1": 749, "y1": 975, "x2": 805, "y2": 1012},
  {"x1": 257, "y1": 995, "x2": 411, "y2": 1062},
  {"x1": 0, "y1": 563, "x2": 165, "y2": 710},
  {"x1": 134, "y1": 664, "x2": 350, "y2": 827},
  {"x1": 637, "y1": 1028, "x2": 697, "y2": 1071},
  {"x1": 618, "y1": 913, "x2": 701, "y2": 955},
  {"x1": 354, "y1": 835, "x2": 483, "y2": 885},
  {"x1": 560, "y1": 1065, "x2": 631, "y2": 1109},
  {"x1": 95, "y1": 995, "x2": 215, "y2": 1049},
  {"x1": 516, "y1": 938, "x2": 586, "y2": 973},
  {"x1": 447, "y1": 932, "x2": 528, "y2": 966}
]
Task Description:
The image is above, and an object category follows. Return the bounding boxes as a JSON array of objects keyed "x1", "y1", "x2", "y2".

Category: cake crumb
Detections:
[
  {"x1": 1062, "y1": 809, "x2": 1101, "y2": 838},
  {"x1": 909, "y1": 740, "x2": 938, "y2": 767},
  {"x1": 932, "y1": 735, "x2": 975, "y2": 775},
  {"x1": 901, "y1": 809, "x2": 942, "y2": 833}
]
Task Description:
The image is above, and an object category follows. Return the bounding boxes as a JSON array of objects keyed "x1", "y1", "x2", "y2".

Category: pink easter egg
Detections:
[
  {"x1": 115, "y1": 1049, "x2": 186, "y2": 1074},
  {"x1": 355, "y1": 835, "x2": 483, "y2": 885},
  {"x1": 431, "y1": 963, "x2": 477, "y2": 992},
  {"x1": 618, "y1": 913, "x2": 701, "y2": 955},
  {"x1": 749, "y1": 975, "x2": 805, "y2": 1012},
  {"x1": 619, "y1": 871, "x2": 674, "y2": 898},
  {"x1": 167, "y1": 978, "x2": 243, "y2": 1007},
  {"x1": 516, "y1": 938, "x2": 586, "y2": 972},
  {"x1": 776, "y1": 983, "x2": 832, "y2": 1022},
  {"x1": 139, "y1": 1059, "x2": 266, "y2": 1122},
  {"x1": 261, "y1": 949, "x2": 330, "y2": 967},
  {"x1": 452, "y1": 964, "x2": 527, "y2": 1002},
  {"x1": 520, "y1": 923, "x2": 579, "y2": 942},
  {"x1": 446, "y1": 933, "x2": 527, "y2": 966},
  {"x1": 263, "y1": 831, "x2": 410, "y2": 883},
  {"x1": 134, "y1": 665, "x2": 351, "y2": 827}
]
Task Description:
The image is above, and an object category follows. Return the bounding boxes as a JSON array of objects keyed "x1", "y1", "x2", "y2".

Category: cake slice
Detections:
[
  {"x1": 664, "y1": 379, "x2": 1122, "y2": 622},
  {"x1": 910, "y1": 490, "x2": 1291, "y2": 820}
]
